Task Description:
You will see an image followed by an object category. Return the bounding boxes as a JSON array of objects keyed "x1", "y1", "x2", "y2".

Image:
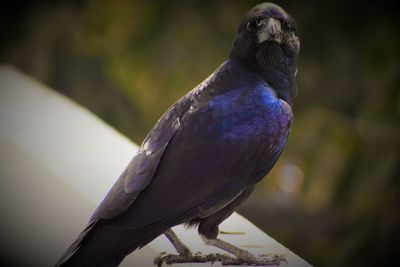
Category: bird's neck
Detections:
[{"x1": 229, "y1": 42, "x2": 297, "y2": 107}]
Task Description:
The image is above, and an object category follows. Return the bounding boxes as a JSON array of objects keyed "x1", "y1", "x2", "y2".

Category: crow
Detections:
[{"x1": 56, "y1": 2, "x2": 300, "y2": 266}]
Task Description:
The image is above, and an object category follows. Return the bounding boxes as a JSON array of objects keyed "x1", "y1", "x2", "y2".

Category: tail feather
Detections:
[
  {"x1": 55, "y1": 220, "x2": 164, "y2": 267},
  {"x1": 56, "y1": 220, "x2": 97, "y2": 266}
]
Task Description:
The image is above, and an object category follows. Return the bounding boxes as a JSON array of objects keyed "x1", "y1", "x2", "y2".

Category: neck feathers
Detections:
[
  {"x1": 256, "y1": 42, "x2": 297, "y2": 107},
  {"x1": 229, "y1": 41, "x2": 297, "y2": 107}
]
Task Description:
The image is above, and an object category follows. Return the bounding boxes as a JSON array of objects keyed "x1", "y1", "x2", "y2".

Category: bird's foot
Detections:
[
  {"x1": 154, "y1": 252, "x2": 238, "y2": 266},
  {"x1": 199, "y1": 234, "x2": 287, "y2": 266},
  {"x1": 220, "y1": 253, "x2": 287, "y2": 266},
  {"x1": 154, "y1": 252, "x2": 286, "y2": 266}
]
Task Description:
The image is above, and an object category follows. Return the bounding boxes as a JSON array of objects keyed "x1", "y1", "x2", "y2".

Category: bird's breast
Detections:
[{"x1": 205, "y1": 85, "x2": 292, "y2": 152}]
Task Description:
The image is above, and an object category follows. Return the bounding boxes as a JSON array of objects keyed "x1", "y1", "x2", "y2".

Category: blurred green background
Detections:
[{"x1": 1, "y1": 0, "x2": 399, "y2": 266}]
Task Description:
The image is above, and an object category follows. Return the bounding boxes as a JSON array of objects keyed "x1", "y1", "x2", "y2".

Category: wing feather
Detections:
[{"x1": 91, "y1": 94, "x2": 192, "y2": 221}]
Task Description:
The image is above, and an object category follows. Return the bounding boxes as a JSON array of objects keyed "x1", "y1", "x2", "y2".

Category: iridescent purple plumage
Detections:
[{"x1": 56, "y1": 3, "x2": 299, "y2": 266}]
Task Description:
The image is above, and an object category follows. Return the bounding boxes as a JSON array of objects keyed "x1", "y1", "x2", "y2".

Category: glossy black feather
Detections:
[{"x1": 56, "y1": 3, "x2": 299, "y2": 266}]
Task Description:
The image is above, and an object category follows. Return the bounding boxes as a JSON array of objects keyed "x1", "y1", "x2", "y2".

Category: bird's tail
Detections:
[
  {"x1": 55, "y1": 220, "x2": 162, "y2": 267},
  {"x1": 54, "y1": 220, "x2": 113, "y2": 267}
]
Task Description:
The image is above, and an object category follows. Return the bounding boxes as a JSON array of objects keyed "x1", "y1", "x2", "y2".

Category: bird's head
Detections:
[
  {"x1": 229, "y1": 3, "x2": 300, "y2": 104},
  {"x1": 230, "y1": 2, "x2": 299, "y2": 70}
]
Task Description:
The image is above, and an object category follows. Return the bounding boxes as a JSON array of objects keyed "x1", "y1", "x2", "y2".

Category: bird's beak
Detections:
[{"x1": 257, "y1": 17, "x2": 283, "y2": 44}]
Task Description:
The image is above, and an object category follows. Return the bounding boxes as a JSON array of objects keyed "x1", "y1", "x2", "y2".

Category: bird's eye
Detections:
[
  {"x1": 247, "y1": 19, "x2": 264, "y2": 32},
  {"x1": 246, "y1": 21, "x2": 253, "y2": 32}
]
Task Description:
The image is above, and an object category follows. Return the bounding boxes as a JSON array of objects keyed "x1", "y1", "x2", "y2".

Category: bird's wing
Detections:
[
  {"x1": 90, "y1": 93, "x2": 193, "y2": 221},
  {"x1": 90, "y1": 62, "x2": 226, "y2": 222},
  {"x1": 97, "y1": 92, "x2": 288, "y2": 231},
  {"x1": 100, "y1": 133, "x2": 266, "y2": 231}
]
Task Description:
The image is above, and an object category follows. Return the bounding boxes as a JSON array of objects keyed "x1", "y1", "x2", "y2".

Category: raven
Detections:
[{"x1": 56, "y1": 2, "x2": 299, "y2": 266}]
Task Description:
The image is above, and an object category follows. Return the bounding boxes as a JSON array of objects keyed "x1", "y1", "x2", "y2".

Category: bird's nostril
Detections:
[
  {"x1": 266, "y1": 19, "x2": 280, "y2": 35},
  {"x1": 271, "y1": 26, "x2": 277, "y2": 35}
]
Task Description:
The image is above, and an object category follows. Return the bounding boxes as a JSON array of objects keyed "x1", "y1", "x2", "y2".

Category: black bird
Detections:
[{"x1": 56, "y1": 2, "x2": 299, "y2": 266}]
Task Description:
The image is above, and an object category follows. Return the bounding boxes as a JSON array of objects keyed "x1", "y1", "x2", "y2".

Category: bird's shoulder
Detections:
[{"x1": 180, "y1": 61, "x2": 293, "y2": 143}]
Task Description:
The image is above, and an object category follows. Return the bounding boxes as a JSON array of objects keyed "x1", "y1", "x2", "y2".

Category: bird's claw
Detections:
[
  {"x1": 154, "y1": 253, "x2": 233, "y2": 266},
  {"x1": 219, "y1": 253, "x2": 286, "y2": 266},
  {"x1": 154, "y1": 252, "x2": 286, "y2": 266},
  {"x1": 260, "y1": 254, "x2": 287, "y2": 264}
]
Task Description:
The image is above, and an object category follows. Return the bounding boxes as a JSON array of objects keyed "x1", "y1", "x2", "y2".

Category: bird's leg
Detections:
[
  {"x1": 201, "y1": 234, "x2": 255, "y2": 262},
  {"x1": 154, "y1": 228, "x2": 234, "y2": 266},
  {"x1": 154, "y1": 229, "x2": 285, "y2": 266},
  {"x1": 200, "y1": 235, "x2": 286, "y2": 266},
  {"x1": 164, "y1": 228, "x2": 191, "y2": 255}
]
